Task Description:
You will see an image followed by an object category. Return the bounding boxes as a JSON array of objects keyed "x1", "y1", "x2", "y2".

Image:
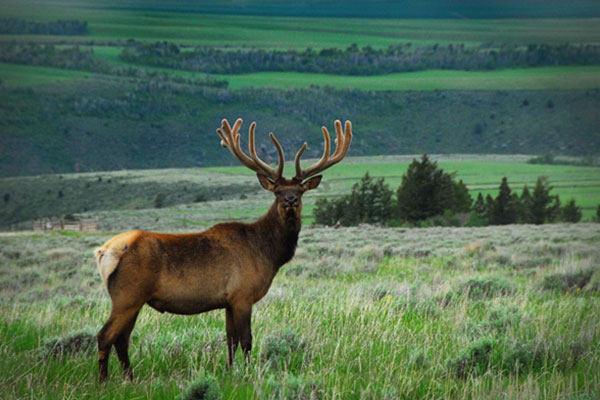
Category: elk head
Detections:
[{"x1": 217, "y1": 118, "x2": 353, "y2": 224}]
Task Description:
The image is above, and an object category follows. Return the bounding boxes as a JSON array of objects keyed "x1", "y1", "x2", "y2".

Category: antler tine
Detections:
[
  {"x1": 217, "y1": 118, "x2": 284, "y2": 181},
  {"x1": 296, "y1": 126, "x2": 330, "y2": 179},
  {"x1": 248, "y1": 122, "x2": 285, "y2": 180},
  {"x1": 269, "y1": 132, "x2": 285, "y2": 179},
  {"x1": 294, "y1": 142, "x2": 307, "y2": 179},
  {"x1": 295, "y1": 120, "x2": 353, "y2": 180}
]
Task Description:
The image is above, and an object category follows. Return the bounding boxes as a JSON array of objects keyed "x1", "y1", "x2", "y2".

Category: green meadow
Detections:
[
  {"x1": 1, "y1": 222, "x2": 599, "y2": 399},
  {"x1": 1, "y1": 3, "x2": 600, "y2": 398},
  {"x1": 2, "y1": 155, "x2": 599, "y2": 230},
  {"x1": 3, "y1": 61, "x2": 600, "y2": 91},
  {"x1": 2, "y1": 1, "x2": 600, "y2": 48}
]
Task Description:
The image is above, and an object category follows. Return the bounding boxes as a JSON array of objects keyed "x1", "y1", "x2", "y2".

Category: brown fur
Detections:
[{"x1": 95, "y1": 175, "x2": 321, "y2": 382}]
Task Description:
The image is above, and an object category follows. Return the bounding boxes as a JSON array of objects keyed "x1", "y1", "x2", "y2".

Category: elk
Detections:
[{"x1": 94, "y1": 118, "x2": 352, "y2": 382}]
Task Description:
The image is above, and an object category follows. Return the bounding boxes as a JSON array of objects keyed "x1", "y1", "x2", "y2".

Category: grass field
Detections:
[
  {"x1": 1, "y1": 222, "x2": 599, "y2": 399},
  {"x1": 2, "y1": 155, "x2": 599, "y2": 230},
  {"x1": 3, "y1": 61, "x2": 600, "y2": 91},
  {"x1": 213, "y1": 67, "x2": 600, "y2": 91},
  {"x1": 2, "y1": 1, "x2": 600, "y2": 48}
]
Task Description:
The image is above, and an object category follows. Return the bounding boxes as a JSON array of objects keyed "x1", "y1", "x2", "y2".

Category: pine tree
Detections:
[
  {"x1": 314, "y1": 198, "x2": 334, "y2": 225},
  {"x1": 370, "y1": 177, "x2": 394, "y2": 224},
  {"x1": 473, "y1": 192, "x2": 486, "y2": 218},
  {"x1": 451, "y1": 179, "x2": 473, "y2": 213},
  {"x1": 548, "y1": 194, "x2": 562, "y2": 223},
  {"x1": 396, "y1": 154, "x2": 466, "y2": 222},
  {"x1": 315, "y1": 172, "x2": 394, "y2": 226},
  {"x1": 531, "y1": 177, "x2": 555, "y2": 224},
  {"x1": 490, "y1": 177, "x2": 517, "y2": 225},
  {"x1": 561, "y1": 198, "x2": 582, "y2": 223},
  {"x1": 518, "y1": 185, "x2": 533, "y2": 223},
  {"x1": 485, "y1": 194, "x2": 495, "y2": 221}
]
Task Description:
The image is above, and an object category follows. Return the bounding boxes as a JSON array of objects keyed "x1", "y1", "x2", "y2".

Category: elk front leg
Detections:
[
  {"x1": 225, "y1": 307, "x2": 239, "y2": 370},
  {"x1": 232, "y1": 304, "x2": 252, "y2": 363}
]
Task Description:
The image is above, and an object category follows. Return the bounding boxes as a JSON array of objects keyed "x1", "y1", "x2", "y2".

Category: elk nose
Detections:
[{"x1": 284, "y1": 195, "x2": 298, "y2": 206}]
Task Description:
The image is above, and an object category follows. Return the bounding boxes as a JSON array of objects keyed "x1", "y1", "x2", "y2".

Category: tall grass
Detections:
[{"x1": 1, "y1": 223, "x2": 599, "y2": 398}]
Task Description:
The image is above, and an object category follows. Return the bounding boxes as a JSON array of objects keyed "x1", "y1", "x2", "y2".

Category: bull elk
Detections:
[{"x1": 94, "y1": 118, "x2": 352, "y2": 381}]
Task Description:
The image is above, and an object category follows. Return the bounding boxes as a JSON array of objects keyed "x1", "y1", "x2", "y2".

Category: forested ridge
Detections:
[{"x1": 1, "y1": 75, "x2": 598, "y2": 177}]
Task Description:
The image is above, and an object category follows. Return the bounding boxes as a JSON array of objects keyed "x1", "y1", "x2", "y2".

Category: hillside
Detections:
[
  {"x1": 1, "y1": 75, "x2": 599, "y2": 177},
  {"x1": 17, "y1": 0, "x2": 600, "y2": 18},
  {"x1": 2, "y1": 155, "x2": 599, "y2": 229}
]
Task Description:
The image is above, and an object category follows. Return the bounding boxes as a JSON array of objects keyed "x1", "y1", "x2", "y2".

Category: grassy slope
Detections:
[
  {"x1": 2, "y1": 2, "x2": 600, "y2": 48},
  {"x1": 2, "y1": 155, "x2": 599, "y2": 229},
  {"x1": 214, "y1": 67, "x2": 600, "y2": 91},
  {"x1": 1, "y1": 223, "x2": 599, "y2": 399},
  {"x1": 4, "y1": 62, "x2": 600, "y2": 91}
]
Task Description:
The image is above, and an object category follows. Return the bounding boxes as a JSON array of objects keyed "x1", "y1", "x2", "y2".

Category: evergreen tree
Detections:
[
  {"x1": 518, "y1": 185, "x2": 534, "y2": 223},
  {"x1": 451, "y1": 179, "x2": 473, "y2": 213},
  {"x1": 490, "y1": 177, "x2": 517, "y2": 225},
  {"x1": 314, "y1": 198, "x2": 334, "y2": 226},
  {"x1": 370, "y1": 176, "x2": 394, "y2": 224},
  {"x1": 531, "y1": 177, "x2": 554, "y2": 224},
  {"x1": 314, "y1": 172, "x2": 393, "y2": 226},
  {"x1": 396, "y1": 154, "x2": 464, "y2": 222},
  {"x1": 548, "y1": 194, "x2": 562, "y2": 223},
  {"x1": 485, "y1": 194, "x2": 495, "y2": 221},
  {"x1": 473, "y1": 192, "x2": 486, "y2": 218},
  {"x1": 596, "y1": 204, "x2": 600, "y2": 222},
  {"x1": 561, "y1": 198, "x2": 582, "y2": 223}
]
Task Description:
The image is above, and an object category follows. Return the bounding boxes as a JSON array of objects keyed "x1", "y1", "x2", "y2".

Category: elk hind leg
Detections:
[
  {"x1": 114, "y1": 311, "x2": 140, "y2": 380},
  {"x1": 97, "y1": 305, "x2": 142, "y2": 382}
]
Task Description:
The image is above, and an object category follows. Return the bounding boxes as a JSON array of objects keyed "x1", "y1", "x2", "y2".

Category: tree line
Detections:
[
  {"x1": 314, "y1": 155, "x2": 588, "y2": 227},
  {"x1": 120, "y1": 40, "x2": 600, "y2": 75},
  {"x1": 0, "y1": 18, "x2": 88, "y2": 35},
  {"x1": 0, "y1": 42, "x2": 228, "y2": 88}
]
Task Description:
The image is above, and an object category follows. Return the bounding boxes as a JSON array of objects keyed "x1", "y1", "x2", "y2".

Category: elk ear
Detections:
[
  {"x1": 302, "y1": 175, "x2": 322, "y2": 191},
  {"x1": 257, "y1": 174, "x2": 276, "y2": 191}
]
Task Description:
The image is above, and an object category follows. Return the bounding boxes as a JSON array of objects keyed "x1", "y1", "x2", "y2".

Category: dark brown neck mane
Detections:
[{"x1": 253, "y1": 202, "x2": 301, "y2": 270}]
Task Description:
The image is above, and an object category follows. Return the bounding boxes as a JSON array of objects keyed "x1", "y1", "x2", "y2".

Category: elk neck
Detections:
[{"x1": 252, "y1": 200, "x2": 301, "y2": 271}]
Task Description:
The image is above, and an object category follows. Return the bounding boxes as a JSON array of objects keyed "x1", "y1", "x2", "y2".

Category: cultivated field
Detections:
[{"x1": 1, "y1": 222, "x2": 599, "y2": 399}]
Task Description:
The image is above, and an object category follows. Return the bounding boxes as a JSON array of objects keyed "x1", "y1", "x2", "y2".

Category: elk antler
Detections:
[
  {"x1": 294, "y1": 120, "x2": 352, "y2": 181},
  {"x1": 217, "y1": 118, "x2": 285, "y2": 182}
]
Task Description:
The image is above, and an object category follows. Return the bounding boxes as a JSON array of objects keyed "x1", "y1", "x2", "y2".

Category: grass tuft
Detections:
[{"x1": 177, "y1": 373, "x2": 221, "y2": 400}]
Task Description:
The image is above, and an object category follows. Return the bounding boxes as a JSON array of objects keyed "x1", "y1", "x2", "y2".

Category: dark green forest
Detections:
[{"x1": 121, "y1": 41, "x2": 600, "y2": 75}]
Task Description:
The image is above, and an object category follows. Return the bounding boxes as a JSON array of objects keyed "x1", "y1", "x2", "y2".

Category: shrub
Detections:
[
  {"x1": 541, "y1": 267, "x2": 596, "y2": 292},
  {"x1": 41, "y1": 328, "x2": 96, "y2": 358},
  {"x1": 447, "y1": 337, "x2": 495, "y2": 378},
  {"x1": 500, "y1": 340, "x2": 546, "y2": 373},
  {"x1": 262, "y1": 373, "x2": 320, "y2": 400},
  {"x1": 260, "y1": 329, "x2": 307, "y2": 368},
  {"x1": 455, "y1": 276, "x2": 515, "y2": 300},
  {"x1": 484, "y1": 305, "x2": 522, "y2": 333},
  {"x1": 177, "y1": 374, "x2": 220, "y2": 400},
  {"x1": 195, "y1": 192, "x2": 207, "y2": 202},
  {"x1": 154, "y1": 192, "x2": 166, "y2": 208}
]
